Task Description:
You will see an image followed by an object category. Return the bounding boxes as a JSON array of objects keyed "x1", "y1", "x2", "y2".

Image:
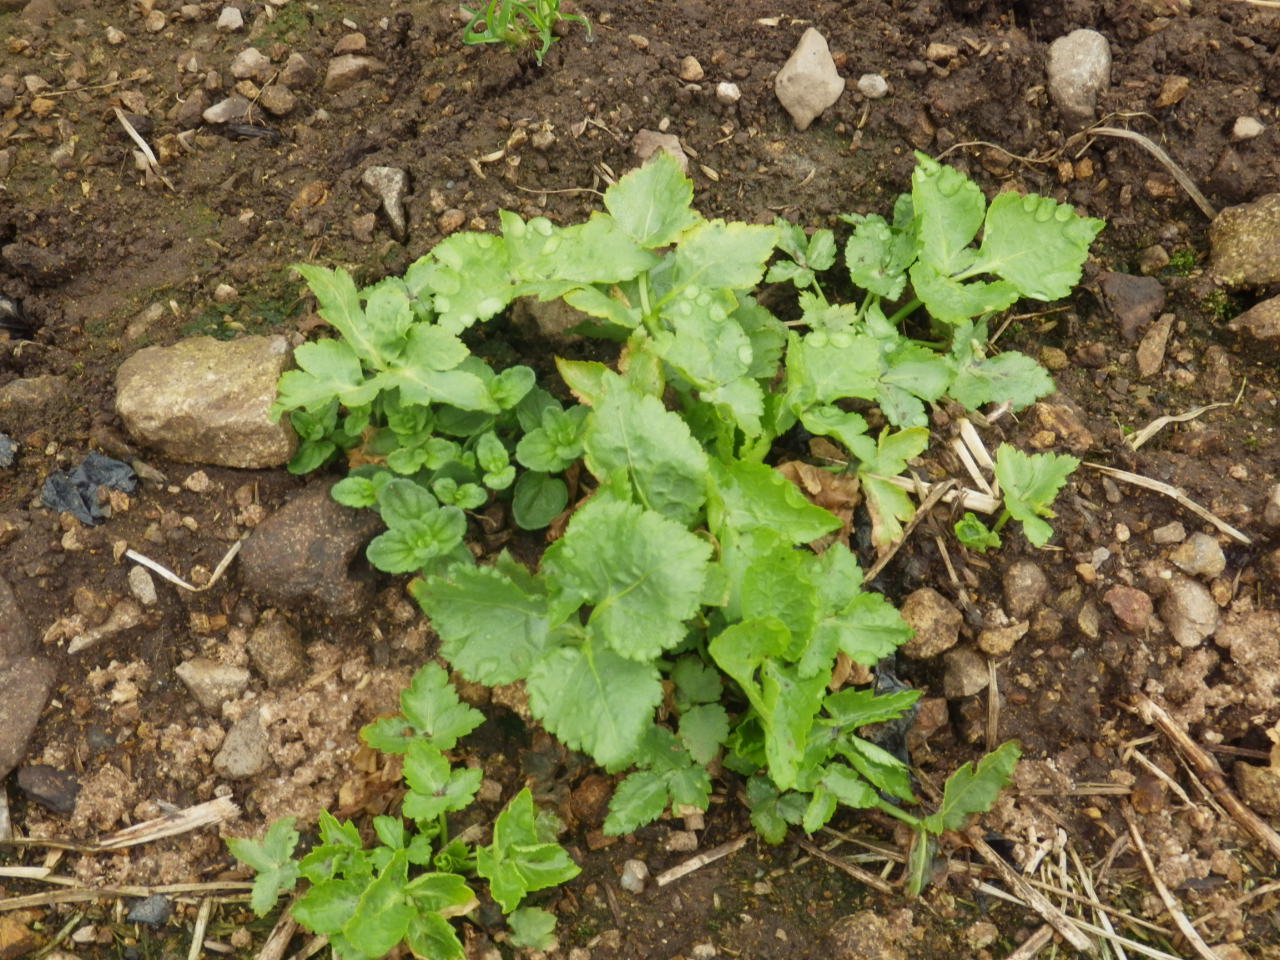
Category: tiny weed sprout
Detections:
[
  {"x1": 256, "y1": 149, "x2": 1104, "y2": 913},
  {"x1": 460, "y1": 0, "x2": 592, "y2": 64}
]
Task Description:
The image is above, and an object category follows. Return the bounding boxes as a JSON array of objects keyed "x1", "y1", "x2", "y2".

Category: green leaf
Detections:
[
  {"x1": 910, "y1": 152, "x2": 985, "y2": 276},
  {"x1": 734, "y1": 297, "x2": 787, "y2": 380},
  {"x1": 742, "y1": 545, "x2": 820, "y2": 659},
  {"x1": 405, "y1": 912, "x2": 466, "y2": 960},
  {"x1": 583, "y1": 388, "x2": 708, "y2": 524},
  {"x1": 670, "y1": 219, "x2": 780, "y2": 295},
  {"x1": 556, "y1": 358, "x2": 613, "y2": 406},
  {"x1": 784, "y1": 329, "x2": 881, "y2": 411},
  {"x1": 478, "y1": 789, "x2": 581, "y2": 913},
  {"x1": 526, "y1": 637, "x2": 663, "y2": 768},
  {"x1": 603, "y1": 769, "x2": 669, "y2": 835},
  {"x1": 670, "y1": 656, "x2": 722, "y2": 709},
  {"x1": 921, "y1": 741, "x2": 1021, "y2": 834},
  {"x1": 343, "y1": 850, "x2": 413, "y2": 957},
  {"x1": 820, "y1": 763, "x2": 880, "y2": 809},
  {"x1": 274, "y1": 339, "x2": 379, "y2": 414},
  {"x1": 678, "y1": 703, "x2": 730, "y2": 766},
  {"x1": 603, "y1": 151, "x2": 701, "y2": 248},
  {"x1": 909, "y1": 260, "x2": 1020, "y2": 324},
  {"x1": 843, "y1": 214, "x2": 914, "y2": 299},
  {"x1": 293, "y1": 877, "x2": 363, "y2": 936},
  {"x1": 403, "y1": 872, "x2": 478, "y2": 917},
  {"x1": 706, "y1": 459, "x2": 841, "y2": 544},
  {"x1": 955, "y1": 512, "x2": 1002, "y2": 552},
  {"x1": 949, "y1": 348, "x2": 1054, "y2": 412},
  {"x1": 417, "y1": 233, "x2": 513, "y2": 332},
  {"x1": 802, "y1": 784, "x2": 838, "y2": 834},
  {"x1": 838, "y1": 736, "x2": 915, "y2": 801},
  {"x1": 412, "y1": 558, "x2": 554, "y2": 686},
  {"x1": 397, "y1": 663, "x2": 484, "y2": 750},
  {"x1": 545, "y1": 498, "x2": 710, "y2": 660},
  {"x1": 226, "y1": 818, "x2": 300, "y2": 917},
  {"x1": 509, "y1": 907, "x2": 559, "y2": 950},
  {"x1": 745, "y1": 776, "x2": 807, "y2": 844},
  {"x1": 702, "y1": 376, "x2": 765, "y2": 438},
  {"x1": 656, "y1": 290, "x2": 753, "y2": 389},
  {"x1": 402, "y1": 741, "x2": 483, "y2": 821},
  {"x1": 967, "y1": 191, "x2": 1105, "y2": 300},
  {"x1": 294, "y1": 264, "x2": 397, "y2": 367},
  {"x1": 994, "y1": 445, "x2": 1079, "y2": 547},
  {"x1": 511, "y1": 471, "x2": 568, "y2": 530},
  {"x1": 823, "y1": 687, "x2": 922, "y2": 729},
  {"x1": 516, "y1": 405, "x2": 588, "y2": 473},
  {"x1": 809, "y1": 591, "x2": 914, "y2": 673}
]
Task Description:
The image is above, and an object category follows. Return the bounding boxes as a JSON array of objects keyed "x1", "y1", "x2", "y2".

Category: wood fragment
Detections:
[
  {"x1": 0, "y1": 882, "x2": 252, "y2": 913},
  {"x1": 1084, "y1": 463, "x2": 1251, "y2": 545},
  {"x1": 1086, "y1": 126, "x2": 1215, "y2": 219},
  {"x1": 113, "y1": 107, "x2": 175, "y2": 191},
  {"x1": 188, "y1": 898, "x2": 213, "y2": 960},
  {"x1": 124, "y1": 540, "x2": 242, "y2": 593},
  {"x1": 655, "y1": 834, "x2": 749, "y2": 887},
  {"x1": 966, "y1": 829, "x2": 1096, "y2": 953},
  {"x1": 793, "y1": 836, "x2": 894, "y2": 895},
  {"x1": 1130, "y1": 694, "x2": 1280, "y2": 859},
  {"x1": 1, "y1": 796, "x2": 239, "y2": 855},
  {"x1": 1004, "y1": 923, "x2": 1054, "y2": 960},
  {"x1": 1121, "y1": 804, "x2": 1221, "y2": 960},
  {"x1": 255, "y1": 907, "x2": 299, "y2": 960},
  {"x1": 865, "y1": 477, "x2": 956, "y2": 582},
  {"x1": 1127, "y1": 403, "x2": 1226, "y2": 451},
  {"x1": 874, "y1": 472, "x2": 1001, "y2": 514}
]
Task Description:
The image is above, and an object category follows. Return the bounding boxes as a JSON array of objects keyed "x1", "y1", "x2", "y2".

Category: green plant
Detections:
[
  {"x1": 991, "y1": 444, "x2": 1080, "y2": 547},
  {"x1": 274, "y1": 150, "x2": 1101, "y2": 895},
  {"x1": 227, "y1": 664, "x2": 580, "y2": 958},
  {"x1": 954, "y1": 511, "x2": 1002, "y2": 553},
  {"x1": 460, "y1": 0, "x2": 591, "y2": 64}
]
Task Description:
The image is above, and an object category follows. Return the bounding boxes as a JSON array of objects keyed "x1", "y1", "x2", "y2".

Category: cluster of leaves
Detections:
[
  {"x1": 954, "y1": 444, "x2": 1081, "y2": 553},
  {"x1": 227, "y1": 665, "x2": 579, "y2": 959},
  {"x1": 459, "y1": 0, "x2": 592, "y2": 64},
  {"x1": 272, "y1": 150, "x2": 1102, "y2": 897}
]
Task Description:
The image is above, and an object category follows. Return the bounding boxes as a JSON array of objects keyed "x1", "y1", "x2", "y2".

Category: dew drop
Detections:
[
  {"x1": 809, "y1": 331, "x2": 829, "y2": 348},
  {"x1": 1054, "y1": 204, "x2": 1073, "y2": 222},
  {"x1": 1034, "y1": 201, "x2": 1054, "y2": 223},
  {"x1": 532, "y1": 218, "x2": 554, "y2": 236},
  {"x1": 830, "y1": 332, "x2": 851, "y2": 349},
  {"x1": 737, "y1": 345, "x2": 754, "y2": 364}
]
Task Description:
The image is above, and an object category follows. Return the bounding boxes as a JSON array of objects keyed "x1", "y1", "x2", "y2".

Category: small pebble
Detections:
[
  {"x1": 715, "y1": 81, "x2": 740, "y2": 105},
  {"x1": 678, "y1": 56, "x2": 704, "y2": 82},
  {"x1": 216, "y1": 6, "x2": 243, "y2": 31},
  {"x1": 105, "y1": 25, "x2": 125, "y2": 45},
  {"x1": 1231, "y1": 116, "x2": 1263, "y2": 141},
  {"x1": 620, "y1": 858, "x2": 649, "y2": 894},
  {"x1": 856, "y1": 73, "x2": 888, "y2": 99},
  {"x1": 1152, "y1": 520, "x2": 1186, "y2": 544}
]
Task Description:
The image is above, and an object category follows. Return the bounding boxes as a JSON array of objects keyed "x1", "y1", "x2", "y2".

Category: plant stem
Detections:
[{"x1": 886, "y1": 297, "x2": 921, "y2": 326}]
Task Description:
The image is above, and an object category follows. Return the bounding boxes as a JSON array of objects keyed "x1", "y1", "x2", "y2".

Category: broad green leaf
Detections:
[
  {"x1": 604, "y1": 151, "x2": 701, "y2": 248},
  {"x1": 603, "y1": 770, "x2": 669, "y2": 835},
  {"x1": 294, "y1": 264, "x2": 395, "y2": 367},
  {"x1": 909, "y1": 261, "x2": 1020, "y2": 324},
  {"x1": 405, "y1": 913, "x2": 466, "y2": 960},
  {"x1": 666, "y1": 761, "x2": 713, "y2": 811},
  {"x1": 478, "y1": 788, "x2": 581, "y2": 912},
  {"x1": 758, "y1": 660, "x2": 830, "y2": 790},
  {"x1": 670, "y1": 219, "x2": 780, "y2": 295},
  {"x1": 861, "y1": 473, "x2": 917, "y2": 548},
  {"x1": 293, "y1": 878, "x2": 363, "y2": 936},
  {"x1": 807, "y1": 591, "x2": 914, "y2": 674},
  {"x1": 784, "y1": 329, "x2": 881, "y2": 411},
  {"x1": 948, "y1": 349, "x2": 1054, "y2": 412},
  {"x1": 798, "y1": 293, "x2": 859, "y2": 333},
  {"x1": 226, "y1": 818, "x2": 300, "y2": 917},
  {"x1": 742, "y1": 546, "x2": 820, "y2": 659},
  {"x1": 656, "y1": 290, "x2": 752, "y2": 389},
  {"x1": 526, "y1": 639, "x2": 663, "y2": 768},
  {"x1": 670, "y1": 656, "x2": 722, "y2": 708},
  {"x1": 843, "y1": 214, "x2": 914, "y2": 299},
  {"x1": 967, "y1": 191, "x2": 1104, "y2": 300},
  {"x1": 921, "y1": 741, "x2": 1021, "y2": 834},
  {"x1": 403, "y1": 872, "x2": 478, "y2": 917},
  {"x1": 510, "y1": 471, "x2": 568, "y2": 530},
  {"x1": 490, "y1": 366, "x2": 536, "y2": 409},
  {"x1": 398, "y1": 662, "x2": 484, "y2": 750},
  {"x1": 910, "y1": 152, "x2": 985, "y2": 276},
  {"x1": 821, "y1": 763, "x2": 880, "y2": 809},
  {"x1": 702, "y1": 377, "x2": 765, "y2": 438},
  {"x1": 582, "y1": 389, "x2": 708, "y2": 524},
  {"x1": 515, "y1": 405, "x2": 588, "y2": 473},
  {"x1": 400, "y1": 323, "x2": 470, "y2": 372},
  {"x1": 745, "y1": 776, "x2": 807, "y2": 845},
  {"x1": 678, "y1": 703, "x2": 730, "y2": 766},
  {"x1": 562, "y1": 284, "x2": 642, "y2": 330},
  {"x1": 823, "y1": 688, "x2": 922, "y2": 729},
  {"x1": 706, "y1": 459, "x2": 841, "y2": 544},
  {"x1": 412, "y1": 558, "x2": 554, "y2": 685},
  {"x1": 556, "y1": 358, "x2": 612, "y2": 407},
  {"x1": 550, "y1": 212, "x2": 662, "y2": 282},
  {"x1": 417, "y1": 233, "x2": 512, "y2": 332},
  {"x1": 402, "y1": 741, "x2": 483, "y2": 821},
  {"x1": 838, "y1": 736, "x2": 915, "y2": 801},
  {"x1": 274, "y1": 339, "x2": 379, "y2": 414},
  {"x1": 344, "y1": 851, "x2": 413, "y2": 957},
  {"x1": 860, "y1": 426, "x2": 930, "y2": 476},
  {"x1": 733, "y1": 297, "x2": 787, "y2": 379},
  {"x1": 509, "y1": 907, "x2": 559, "y2": 950},
  {"x1": 544, "y1": 499, "x2": 710, "y2": 660},
  {"x1": 803, "y1": 784, "x2": 838, "y2": 833},
  {"x1": 878, "y1": 342, "x2": 954, "y2": 428},
  {"x1": 367, "y1": 494, "x2": 467, "y2": 575},
  {"x1": 994, "y1": 445, "x2": 1079, "y2": 547},
  {"x1": 298, "y1": 812, "x2": 364, "y2": 883},
  {"x1": 800, "y1": 405, "x2": 870, "y2": 455},
  {"x1": 385, "y1": 364, "x2": 499, "y2": 413}
]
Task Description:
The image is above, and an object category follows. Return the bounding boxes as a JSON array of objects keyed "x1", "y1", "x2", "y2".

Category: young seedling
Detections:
[{"x1": 460, "y1": 0, "x2": 592, "y2": 64}]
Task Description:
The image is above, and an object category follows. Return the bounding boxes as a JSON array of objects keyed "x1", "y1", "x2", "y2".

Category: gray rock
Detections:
[
  {"x1": 0, "y1": 375, "x2": 67, "y2": 417},
  {"x1": 239, "y1": 482, "x2": 382, "y2": 616},
  {"x1": 213, "y1": 707, "x2": 270, "y2": 778},
  {"x1": 216, "y1": 5, "x2": 243, "y2": 31},
  {"x1": 1228, "y1": 294, "x2": 1280, "y2": 344},
  {"x1": 229, "y1": 47, "x2": 272, "y2": 82},
  {"x1": 631, "y1": 129, "x2": 689, "y2": 174},
  {"x1": 257, "y1": 84, "x2": 297, "y2": 117},
  {"x1": 715, "y1": 81, "x2": 741, "y2": 105},
  {"x1": 247, "y1": 614, "x2": 308, "y2": 686},
  {"x1": 0, "y1": 575, "x2": 35, "y2": 660},
  {"x1": 16, "y1": 764, "x2": 80, "y2": 815},
  {"x1": 1002, "y1": 560, "x2": 1048, "y2": 619},
  {"x1": 774, "y1": 28, "x2": 845, "y2": 131},
  {"x1": 1046, "y1": 29, "x2": 1111, "y2": 128},
  {"x1": 1210, "y1": 194, "x2": 1280, "y2": 288},
  {"x1": 361, "y1": 165, "x2": 409, "y2": 241},
  {"x1": 127, "y1": 566, "x2": 158, "y2": 606},
  {"x1": 943, "y1": 646, "x2": 989, "y2": 698},
  {"x1": 620, "y1": 858, "x2": 649, "y2": 894},
  {"x1": 174, "y1": 658, "x2": 251, "y2": 714},
  {"x1": 1170, "y1": 532, "x2": 1226, "y2": 579},
  {"x1": 173, "y1": 88, "x2": 209, "y2": 128},
  {"x1": 280, "y1": 52, "x2": 316, "y2": 89},
  {"x1": 115, "y1": 335, "x2": 297, "y2": 468},
  {"x1": 67, "y1": 599, "x2": 145, "y2": 654},
  {"x1": 1136, "y1": 312, "x2": 1173, "y2": 378},
  {"x1": 127, "y1": 894, "x2": 174, "y2": 927},
  {"x1": 856, "y1": 73, "x2": 888, "y2": 99},
  {"x1": 202, "y1": 95, "x2": 255, "y2": 124},
  {"x1": 1153, "y1": 520, "x2": 1187, "y2": 544},
  {"x1": 323, "y1": 54, "x2": 386, "y2": 94},
  {"x1": 1232, "y1": 116, "x2": 1264, "y2": 142},
  {"x1": 0, "y1": 655, "x2": 56, "y2": 780},
  {"x1": 900, "y1": 587, "x2": 962, "y2": 659},
  {"x1": 1099, "y1": 271, "x2": 1165, "y2": 342},
  {"x1": 1160, "y1": 576, "x2": 1219, "y2": 647}
]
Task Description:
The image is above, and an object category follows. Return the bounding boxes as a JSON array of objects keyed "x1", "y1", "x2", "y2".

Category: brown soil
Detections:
[{"x1": 3, "y1": 1, "x2": 1280, "y2": 958}]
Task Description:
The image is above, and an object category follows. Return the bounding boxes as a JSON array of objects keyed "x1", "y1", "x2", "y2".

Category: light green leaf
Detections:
[
  {"x1": 861, "y1": 473, "x2": 917, "y2": 548},
  {"x1": 706, "y1": 459, "x2": 841, "y2": 544},
  {"x1": 510, "y1": 471, "x2": 568, "y2": 530},
  {"x1": 838, "y1": 736, "x2": 915, "y2": 801},
  {"x1": 516, "y1": 405, "x2": 588, "y2": 473},
  {"x1": 603, "y1": 770, "x2": 669, "y2": 835},
  {"x1": 702, "y1": 377, "x2": 765, "y2": 438},
  {"x1": 551, "y1": 212, "x2": 662, "y2": 282},
  {"x1": 583, "y1": 389, "x2": 708, "y2": 524},
  {"x1": 343, "y1": 851, "x2": 413, "y2": 957},
  {"x1": 910, "y1": 152, "x2": 985, "y2": 275},
  {"x1": 671, "y1": 219, "x2": 780, "y2": 295},
  {"x1": 478, "y1": 788, "x2": 581, "y2": 912},
  {"x1": 603, "y1": 151, "x2": 701, "y2": 248},
  {"x1": 909, "y1": 260, "x2": 1020, "y2": 324},
  {"x1": 544, "y1": 499, "x2": 710, "y2": 660},
  {"x1": 807, "y1": 591, "x2": 914, "y2": 673},
  {"x1": 292, "y1": 877, "x2": 362, "y2": 935},
  {"x1": 508, "y1": 907, "x2": 559, "y2": 950},
  {"x1": 226, "y1": 818, "x2": 300, "y2": 917},
  {"x1": 823, "y1": 688, "x2": 922, "y2": 729},
  {"x1": 994, "y1": 445, "x2": 1079, "y2": 547},
  {"x1": 733, "y1": 297, "x2": 787, "y2": 379},
  {"x1": 294, "y1": 264, "x2": 393, "y2": 367},
  {"x1": 802, "y1": 784, "x2": 838, "y2": 834},
  {"x1": 412, "y1": 557, "x2": 555, "y2": 686},
  {"x1": 784, "y1": 329, "x2": 881, "y2": 411},
  {"x1": 679, "y1": 703, "x2": 730, "y2": 766},
  {"x1": 402, "y1": 741, "x2": 483, "y2": 821},
  {"x1": 274, "y1": 339, "x2": 378, "y2": 414},
  {"x1": 843, "y1": 214, "x2": 914, "y2": 299},
  {"x1": 922, "y1": 741, "x2": 1021, "y2": 834},
  {"x1": 419, "y1": 233, "x2": 513, "y2": 332},
  {"x1": 656, "y1": 291, "x2": 752, "y2": 389},
  {"x1": 948, "y1": 349, "x2": 1054, "y2": 412},
  {"x1": 742, "y1": 546, "x2": 820, "y2": 659},
  {"x1": 403, "y1": 872, "x2": 478, "y2": 917},
  {"x1": 405, "y1": 913, "x2": 466, "y2": 960},
  {"x1": 398, "y1": 662, "x2": 484, "y2": 750},
  {"x1": 670, "y1": 656, "x2": 722, "y2": 709},
  {"x1": 526, "y1": 639, "x2": 663, "y2": 768},
  {"x1": 745, "y1": 776, "x2": 807, "y2": 844},
  {"x1": 821, "y1": 764, "x2": 880, "y2": 809},
  {"x1": 967, "y1": 191, "x2": 1105, "y2": 300}
]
